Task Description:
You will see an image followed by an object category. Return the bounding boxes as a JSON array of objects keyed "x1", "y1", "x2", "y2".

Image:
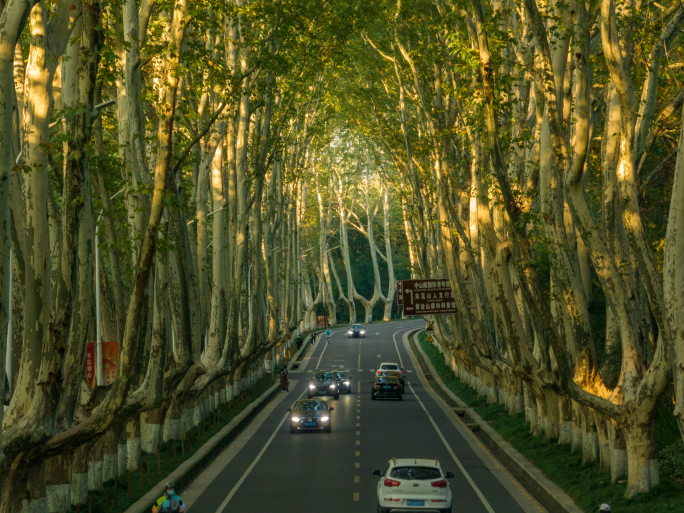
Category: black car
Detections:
[
  {"x1": 378, "y1": 370, "x2": 406, "y2": 393},
  {"x1": 371, "y1": 375, "x2": 402, "y2": 400},
  {"x1": 307, "y1": 371, "x2": 340, "y2": 399},
  {"x1": 288, "y1": 399, "x2": 334, "y2": 433},
  {"x1": 332, "y1": 371, "x2": 353, "y2": 394},
  {"x1": 347, "y1": 324, "x2": 366, "y2": 338}
]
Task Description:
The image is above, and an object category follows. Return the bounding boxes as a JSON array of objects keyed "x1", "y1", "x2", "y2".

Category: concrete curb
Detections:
[
  {"x1": 124, "y1": 382, "x2": 280, "y2": 513},
  {"x1": 411, "y1": 334, "x2": 584, "y2": 513}
]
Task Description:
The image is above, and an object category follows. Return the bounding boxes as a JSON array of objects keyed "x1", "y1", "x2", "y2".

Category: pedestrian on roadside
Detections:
[
  {"x1": 296, "y1": 333, "x2": 303, "y2": 350},
  {"x1": 599, "y1": 504, "x2": 610, "y2": 512},
  {"x1": 152, "y1": 483, "x2": 185, "y2": 513},
  {"x1": 279, "y1": 367, "x2": 289, "y2": 392},
  {"x1": 311, "y1": 329, "x2": 316, "y2": 345}
]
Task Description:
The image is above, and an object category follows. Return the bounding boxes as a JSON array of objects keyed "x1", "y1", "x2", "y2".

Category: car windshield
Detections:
[
  {"x1": 334, "y1": 372, "x2": 347, "y2": 379},
  {"x1": 389, "y1": 467, "x2": 442, "y2": 480},
  {"x1": 293, "y1": 401, "x2": 328, "y2": 412},
  {"x1": 381, "y1": 364, "x2": 399, "y2": 370},
  {"x1": 313, "y1": 372, "x2": 334, "y2": 381},
  {"x1": 352, "y1": 325, "x2": 362, "y2": 329}
]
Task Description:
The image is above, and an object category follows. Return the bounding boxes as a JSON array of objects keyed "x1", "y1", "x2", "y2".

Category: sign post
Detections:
[{"x1": 398, "y1": 279, "x2": 458, "y2": 316}]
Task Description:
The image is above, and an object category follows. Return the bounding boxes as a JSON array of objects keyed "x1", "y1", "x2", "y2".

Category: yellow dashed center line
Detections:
[
  {"x1": 356, "y1": 451, "x2": 360, "y2": 456},
  {"x1": 356, "y1": 431, "x2": 360, "y2": 435},
  {"x1": 353, "y1": 493, "x2": 359, "y2": 501},
  {"x1": 354, "y1": 476, "x2": 360, "y2": 483},
  {"x1": 356, "y1": 440, "x2": 360, "y2": 445},
  {"x1": 355, "y1": 462, "x2": 360, "y2": 468}
]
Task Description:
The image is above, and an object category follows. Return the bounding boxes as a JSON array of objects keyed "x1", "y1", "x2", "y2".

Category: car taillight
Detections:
[
  {"x1": 431, "y1": 499, "x2": 447, "y2": 502},
  {"x1": 392, "y1": 384, "x2": 399, "y2": 389},
  {"x1": 384, "y1": 478, "x2": 401, "y2": 487},
  {"x1": 431, "y1": 479, "x2": 447, "y2": 488},
  {"x1": 374, "y1": 384, "x2": 381, "y2": 388},
  {"x1": 377, "y1": 370, "x2": 381, "y2": 374}
]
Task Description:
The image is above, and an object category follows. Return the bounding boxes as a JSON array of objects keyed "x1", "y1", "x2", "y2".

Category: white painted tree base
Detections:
[
  {"x1": 118, "y1": 444, "x2": 128, "y2": 477},
  {"x1": 582, "y1": 432, "x2": 599, "y2": 462},
  {"x1": 226, "y1": 384, "x2": 234, "y2": 401},
  {"x1": 142, "y1": 423, "x2": 162, "y2": 453},
  {"x1": 46, "y1": 484, "x2": 70, "y2": 513},
  {"x1": 71, "y1": 473, "x2": 88, "y2": 506},
  {"x1": 164, "y1": 418, "x2": 181, "y2": 441},
  {"x1": 126, "y1": 437, "x2": 141, "y2": 471},
  {"x1": 610, "y1": 448, "x2": 628, "y2": 483},
  {"x1": 21, "y1": 497, "x2": 48, "y2": 513},
  {"x1": 88, "y1": 461, "x2": 103, "y2": 492},
  {"x1": 558, "y1": 421, "x2": 573, "y2": 445},
  {"x1": 103, "y1": 453, "x2": 118, "y2": 483}
]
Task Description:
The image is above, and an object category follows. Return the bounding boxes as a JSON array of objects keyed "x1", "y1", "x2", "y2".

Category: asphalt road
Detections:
[{"x1": 182, "y1": 321, "x2": 547, "y2": 513}]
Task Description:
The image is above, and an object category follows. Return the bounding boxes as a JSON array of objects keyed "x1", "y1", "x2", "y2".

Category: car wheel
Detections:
[
  {"x1": 325, "y1": 425, "x2": 332, "y2": 433},
  {"x1": 377, "y1": 502, "x2": 388, "y2": 513},
  {"x1": 440, "y1": 506, "x2": 452, "y2": 513},
  {"x1": 307, "y1": 394, "x2": 313, "y2": 399},
  {"x1": 334, "y1": 393, "x2": 340, "y2": 400},
  {"x1": 402, "y1": 386, "x2": 405, "y2": 394},
  {"x1": 398, "y1": 392, "x2": 402, "y2": 401},
  {"x1": 290, "y1": 426, "x2": 297, "y2": 433}
]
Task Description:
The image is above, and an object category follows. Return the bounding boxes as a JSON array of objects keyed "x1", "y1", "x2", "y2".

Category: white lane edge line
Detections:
[
  {"x1": 214, "y1": 388, "x2": 308, "y2": 513},
  {"x1": 316, "y1": 339, "x2": 329, "y2": 369},
  {"x1": 407, "y1": 381, "x2": 496, "y2": 513}
]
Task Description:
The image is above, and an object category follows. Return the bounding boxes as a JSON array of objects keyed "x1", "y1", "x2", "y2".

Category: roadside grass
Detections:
[
  {"x1": 416, "y1": 331, "x2": 684, "y2": 513},
  {"x1": 79, "y1": 375, "x2": 275, "y2": 513}
]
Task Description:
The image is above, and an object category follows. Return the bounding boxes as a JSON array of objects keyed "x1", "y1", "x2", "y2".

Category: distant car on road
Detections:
[
  {"x1": 307, "y1": 371, "x2": 340, "y2": 400},
  {"x1": 347, "y1": 324, "x2": 366, "y2": 338},
  {"x1": 374, "y1": 458, "x2": 454, "y2": 512},
  {"x1": 288, "y1": 399, "x2": 334, "y2": 433},
  {"x1": 332, "y1": 371, "x2": 353, "y2": 394},
  {"x1": 371, "y1": 375, "x2": 403, "y2": 400},
  {"x1": 378, "y1": 370, "x2": 406, "y2": 393},
  {"x1": 376, "y1": 362, "x2": 403, "y2": 377}
]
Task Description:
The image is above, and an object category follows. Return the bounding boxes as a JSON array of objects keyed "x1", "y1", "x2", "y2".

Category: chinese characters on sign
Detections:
[
  {"x1": 399, "y1": 279, "x2": 458, "y2": 315},
  {"x1": 85, "y1": 341, "x2": 119, "y2": 387}
]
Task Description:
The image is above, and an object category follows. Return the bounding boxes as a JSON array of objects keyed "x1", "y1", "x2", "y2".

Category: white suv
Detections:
[
  {"x1": 374, "y1": 458, "x2": 454, "y2": 512},
  {"x1": 377, "y1": 362, "x2": 402, "y2": 373}
]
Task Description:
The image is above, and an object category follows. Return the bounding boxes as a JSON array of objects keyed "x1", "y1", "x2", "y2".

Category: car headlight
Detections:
[
  {"x1": 309, "y1": 384, "x2": 316, "y2": 389},
  {"x1": 320, "y1": 416, "x2": 329, "y2": 422},
  {"x1": 329, "y1": 384, "x2": 336, "y2": 388},
  {"x1": 344, "y1": 381, "x2": 350, "y2": 385},
  {"x1": 360, "y1": 330, "x2": 365, "y2": 334},
  {"x1": 348, "y1": 331, "x2": 353, "y2": 334},
  {"x1": 291, "y1": 417, "x2": 301, "y2": 422}
]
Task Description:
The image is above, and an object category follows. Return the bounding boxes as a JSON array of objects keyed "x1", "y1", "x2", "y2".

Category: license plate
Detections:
[
  {"x1": 305, "y1": 422, "x2": 316, "y2": 427},
  {"x1": 318, "y1": 391, "x2": 325, "y2": 394},
  {"x1": 406, "y1": 500, "x2": 424, "y2": 506},
  {"x1": 384, "y1": 385, "x2": 392, "y2": 389}
]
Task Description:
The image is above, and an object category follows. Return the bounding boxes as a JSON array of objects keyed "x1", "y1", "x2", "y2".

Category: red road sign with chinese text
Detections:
[{"x1": 399, "y1": 279, "x2": 457, "y2": 315}]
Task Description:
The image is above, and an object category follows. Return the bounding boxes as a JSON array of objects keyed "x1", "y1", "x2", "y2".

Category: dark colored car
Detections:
[
  {"x1": 371, "y1": 375, "x2": 402, "y2": 400},
  {"x1": 288, "y1": 399, "x2": 334, "y2": 433},
  {"x1": 378, "y1": 370, "x2": 406, "y2": 393},
  {"x1": 333, "y1": 371, "x2": 353, "y2": 394},
  {"x1": 307, "y1": 371, "x2": 340, "y2": 399},
  {"x1": 347, "y1": 324, "x2": 366, "y2": 338}
]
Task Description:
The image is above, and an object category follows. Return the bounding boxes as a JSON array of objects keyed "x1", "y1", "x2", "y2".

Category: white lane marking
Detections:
[
  {"x1": 316, "y1": 340, "x2": 329, "y2": 369},
  {"x1": 214, "y1": 388, "x2": 307, "y2": 513},
  {"x1": 407, "y1": 381, "x2": 496, "y2": 513},
  {"x1": 391, "y1": 329, "x2": 407, "y2": 368}
]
